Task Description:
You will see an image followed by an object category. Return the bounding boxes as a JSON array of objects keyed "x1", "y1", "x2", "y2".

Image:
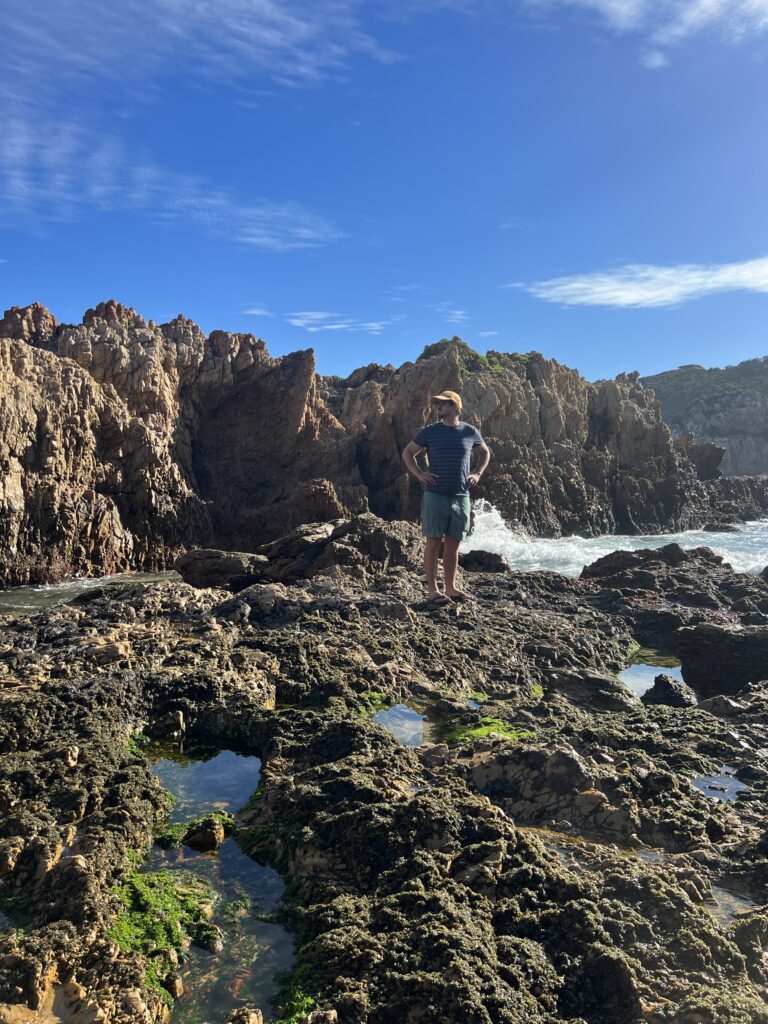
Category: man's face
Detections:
[{"x1": 436, "y1": 400, "x2": 457, "y2": 420}]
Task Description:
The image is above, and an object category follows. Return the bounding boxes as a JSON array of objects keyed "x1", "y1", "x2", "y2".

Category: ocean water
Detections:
[
  {"x1": 0, "y1": 570, "x2": 178, "y2": 616},
  {"x1": 462, "y1": 500, "x2": 768, "y2": 577},
  {"x1": 1, "y1": 507, "x2": 767, "y2": 617}
]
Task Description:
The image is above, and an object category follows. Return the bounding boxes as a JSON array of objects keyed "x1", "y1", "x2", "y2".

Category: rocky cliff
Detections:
[
  {"x1": 2, "y1": 301, "x2": 767, "y2": 585},
  {"x1": 641, "y1": 357, "x2": 768, "y2": 476}
]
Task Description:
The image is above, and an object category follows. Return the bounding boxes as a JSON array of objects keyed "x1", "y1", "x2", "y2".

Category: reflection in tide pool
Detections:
[
  {"x1": 619, "y1": 649, "x2": 684, "y2": 698},
  {"x1": 708, "y1": 885, "x2": 757, "y2": 927},
  {"x1": 692, "y1": 765, "x2": 748, "y2": 803},
  {"x1": 148, "y1": 744, "x2": 294, "y2": 1023},
  {"x1": 373, "y1": 704, "x2": 435, "y2": 747}
]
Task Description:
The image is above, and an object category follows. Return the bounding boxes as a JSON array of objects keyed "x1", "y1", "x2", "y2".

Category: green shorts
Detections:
[{"x1": 421, "y1": 491, "x2": 471, "y2": 541}]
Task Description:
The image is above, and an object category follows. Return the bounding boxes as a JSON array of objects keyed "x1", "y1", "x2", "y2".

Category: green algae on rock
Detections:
[
  {"x1": 2, "y1": 521, "x2": 768, "y2": 1021},
  {"x1": 109, "y1": 869, "x2": 216, "y2": 1002}
]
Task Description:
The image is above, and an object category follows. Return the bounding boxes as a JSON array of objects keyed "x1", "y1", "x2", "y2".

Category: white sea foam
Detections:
[{"x1": 462, "y1": 500, "x2": 768, "y2": 577}]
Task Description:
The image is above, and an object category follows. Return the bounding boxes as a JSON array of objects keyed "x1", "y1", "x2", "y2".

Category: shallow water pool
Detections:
[
  {"x1": 147, "y1": 743, "x2": 294, "y2": 1023},
  {"x1": 618, "y1": 648, "x2": 684, "y2": 698}
]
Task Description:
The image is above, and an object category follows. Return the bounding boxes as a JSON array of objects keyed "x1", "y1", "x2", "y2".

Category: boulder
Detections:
[
  {"x1": 183, "y1": 816, "x2": 226, "y2": 852},
  {"x1": 544, "y1": 748, "x2": 592, "y2": 794},
  {"x1": 225, "y1": 1012, "x2": 264, "y2": 1024},
  {"x1": 545, "y1": 668, "x2": 641, "y2": 711},
  {"x1": 641, "y1": 673, "x2": 697, "y2": 708},
  {"x1": 697, "y1": 695, "x2": 748, "y2": 716},
  {"x1": 459, "y1": 549, "x2": 510, "y2": 573},
  {"x1": 678, "y1": 623, "x2": 768, "y2": 696},
  {"x1": 255, "y1": 514, "x2": 422, "y2": 582},
  {"x1": 175, "y1": 548, "x2": 268, "y2": 590},
  {"x1": 581, "y1": 543, "x2": 721, "y2": 581}
]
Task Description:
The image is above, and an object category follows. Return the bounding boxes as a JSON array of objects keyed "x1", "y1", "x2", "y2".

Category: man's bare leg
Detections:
[
  {"x1": 443, "y1": 536, "x2": 470, "y2": 599},
  {"x1": 424, "y1": 537, "x2": 443, "y2": 598}
]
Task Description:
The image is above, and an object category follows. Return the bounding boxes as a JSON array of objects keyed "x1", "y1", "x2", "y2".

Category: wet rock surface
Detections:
[
  {"x1": 1, "y1": 521, "x2": 768, "y2": 1021},
  {"x1": 641, "y1": 673, "x2": 698, "y2": 708}
]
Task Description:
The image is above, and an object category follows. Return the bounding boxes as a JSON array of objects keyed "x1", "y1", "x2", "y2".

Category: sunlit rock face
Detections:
[
  {"x1": 330, "y1": 341, "x2": 706, "y2": 536},
  {"x1": 0, "y1": 300, "x2": 365, "y2": 584},
  {"x1": 2, "y1": 303, "x2": 766, "y2": 584}
]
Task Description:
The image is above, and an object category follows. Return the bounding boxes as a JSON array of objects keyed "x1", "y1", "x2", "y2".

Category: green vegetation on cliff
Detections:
[
  {"x1": 416, "y1": 337, "x2": 548, "y2": 384},
  {"x1": 641, "y1": 356, "x2": 768, "y2": 425}
]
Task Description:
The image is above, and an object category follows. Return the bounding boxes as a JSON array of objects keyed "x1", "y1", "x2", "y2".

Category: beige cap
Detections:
[{"x1": 432, "y1": 390, "x2": 462, "y2": 410}]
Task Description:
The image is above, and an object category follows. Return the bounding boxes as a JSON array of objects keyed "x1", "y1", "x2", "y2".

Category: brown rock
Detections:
[
  {"x1": 544, "y1": 748, "x2": 592, "y2": 794},
  {"x1": 678, "y1": 622, "x2": 768, "y2": 696},
  {"x1": 575, "y1": 789, "x2": 610, "y2": 815},
  {"x1": 3, "y1": 304, "x2": 768, "y2": 584},
  {"x1": 641, "y1": 673, "x2": 697, "y2": 708},
  {"x1": 175, "y1": 548, "x2": 268, "y2": 590},
  {"x1": 183, "y1": 816, "x2": 226, "y2": 852},
  {"x1": 459, "y1": 549, "x2": 510, "y2": 573},
  {"x1": 225, "y1": 1010, "x2": 264, "y2": 1024}
]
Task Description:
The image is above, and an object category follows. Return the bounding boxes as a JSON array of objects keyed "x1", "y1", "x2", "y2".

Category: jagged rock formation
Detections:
[
  {"x1": 2, "y1": 301, "x2": 768, "y2": 586},
  {"x1": 0, "y1": 300, "x2": 365, "y2": 586},
  {"x1": 642, "y1": 357, "x2": 768, "y2": 476}
]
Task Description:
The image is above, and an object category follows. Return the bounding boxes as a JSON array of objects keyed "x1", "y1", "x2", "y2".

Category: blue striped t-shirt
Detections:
[{"x1": 413, "y1": 421, "x2": 484, "y2": 496}]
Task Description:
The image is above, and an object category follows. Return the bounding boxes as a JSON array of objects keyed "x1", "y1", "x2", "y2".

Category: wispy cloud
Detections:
[
  {"x1": 0, "y1": 115, "x2": 340, "y2": 251},
  {"x1": 498, "y1": 216, "x2": 521, "y2": 230},
  {"x1": 244, "y1": 305, "x2": 274, "y2": 317},
  {"x1": 384, "y1": 283, "x2": 421, "y2": 303},
  {"x1": 524, "y1": 0, "x2": 768, "y2": 62},
  {"x1": 287, "y1": 310, "x2": 393, "y2": 334},
  {"x1": 0, "y1": 0, "x2": 393, "y2": 99},
  {"x1": 0, "y1": 1, "x2": 386, "y2": 246},
  {"x1": 434, "y1": 302, "x2": 469, "y2": 325},
  {"x1": 477, "y1": 330, "x2": 499, "y2": 336},
  {"x1": 517, "y1": 256, "x2": 768, "y2": 308}
]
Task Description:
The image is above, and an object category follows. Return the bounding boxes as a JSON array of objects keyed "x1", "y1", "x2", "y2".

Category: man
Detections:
[{"x1": 402, "y1": 391, "x2": 491, "y2": 604}]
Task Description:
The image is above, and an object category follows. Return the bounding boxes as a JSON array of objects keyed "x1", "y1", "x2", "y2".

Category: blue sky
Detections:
[{"x1": 2, "y1": 0, "x2": 768, "y2": 380}]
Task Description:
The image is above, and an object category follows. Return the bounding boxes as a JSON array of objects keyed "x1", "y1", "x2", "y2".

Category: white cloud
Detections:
[
  {"x1": 434, "y1": 303, "x2": 469, "y2": 325},
  {"x1": 0, "y1": 2, "x2": 387, "y2": 245},
  {"x1": 640, "y1": 48, "x2": 669, "y2": 68},
  {"x1": 0, "y1": 0, "x2": 392, "y2": 99},
  {"x1": 0, "y1": 115, "x2": 339, "y2": 251},
  {"x1": 477, "y1": 330, "x2": 500, "y2": 336},
  {"x1": 287, "y1": 310, "x2": 392, "y2": 333},
  {"x1": 518, "y1": 255, "x2": 768, "y2": 308},
  {"x1": 498, "y1": 216, "x2": 522, "y2": 230},
  {"x1": 524, "y1": 0, "x2": 768, "y2": 60},
  {"x1": 244, "y1": 305, "x2": 274, "y2": 316}
]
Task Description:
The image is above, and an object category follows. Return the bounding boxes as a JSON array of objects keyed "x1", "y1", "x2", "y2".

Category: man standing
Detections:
[{"x1": 402, "y1": 391, "x2": 491, "y2": 604}]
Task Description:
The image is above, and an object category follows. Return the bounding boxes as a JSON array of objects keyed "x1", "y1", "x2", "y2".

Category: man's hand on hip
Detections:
[
  {"x1": 420, "y1": 472, "x2": 439, "y2": 487},
  {"x1": 467, "y1": 473, "x2": 482, "y2": 488}
]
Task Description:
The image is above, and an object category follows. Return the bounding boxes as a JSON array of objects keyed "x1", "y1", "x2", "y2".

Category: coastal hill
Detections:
[
  {"x1": 2, "y1": 299, "x2": 768, "y2": 586},
  {"x1": 641, "y1": 356, "x2": 768, "y2": 477}
]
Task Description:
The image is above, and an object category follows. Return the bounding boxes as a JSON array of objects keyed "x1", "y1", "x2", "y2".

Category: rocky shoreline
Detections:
[
  {"x1": 4, "y1": 300, "x2": 768, "y2": 588},
  {"x1": 2, "y1": 515, "x2": 768, "y2": 1023}
]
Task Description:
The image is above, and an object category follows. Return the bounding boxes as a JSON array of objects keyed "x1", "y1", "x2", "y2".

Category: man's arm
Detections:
[
  {"x1": 467, "y1": 442, "x2": 491, "y2": 488},
  {"x1": 402, "y1": 440, "x2": 438, "y2": 487}
]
